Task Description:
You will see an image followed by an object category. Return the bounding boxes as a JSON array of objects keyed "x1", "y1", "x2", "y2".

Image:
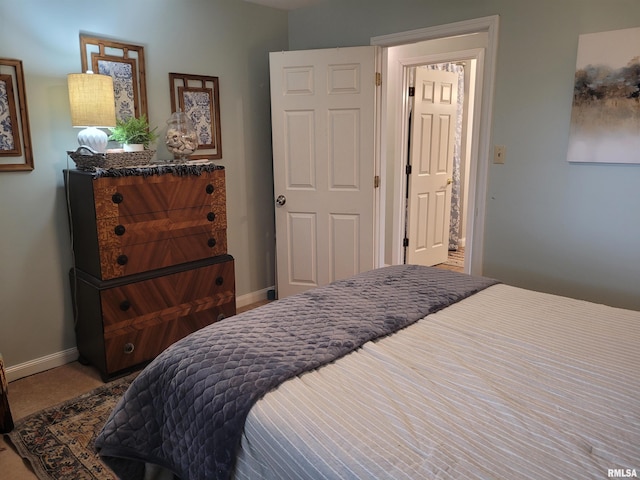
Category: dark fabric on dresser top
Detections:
[
  {"x1": 95, "y1": 264, "x2": 497, "y2": 480},
  {"x1": 90, "y1": 162, "x2": 223, "y2": 178}
]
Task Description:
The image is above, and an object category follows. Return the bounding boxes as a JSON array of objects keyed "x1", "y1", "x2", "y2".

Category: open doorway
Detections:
[
  {"x1": 372, "y1": 16, "x2": 499, "y2": 276},
  {"x1": 402, "y1": 62, "x2": 475, "y2": 272}
]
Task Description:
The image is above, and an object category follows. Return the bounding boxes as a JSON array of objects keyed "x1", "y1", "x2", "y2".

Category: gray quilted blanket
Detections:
[{"x1": 95, "y1": 265, "x2": 497, "y2": 480}]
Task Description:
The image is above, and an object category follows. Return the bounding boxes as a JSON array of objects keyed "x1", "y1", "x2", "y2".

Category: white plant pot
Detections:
[{"x1": 123, "y1": 143, "x2": 144, "y2": 152}]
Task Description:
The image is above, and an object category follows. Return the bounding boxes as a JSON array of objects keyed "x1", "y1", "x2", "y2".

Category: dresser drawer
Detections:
[
  {"x1": 96, "y1": 206, "x2": 227, "y2": 248},
  {"x1": 103, "y1": 302, "x2": 236, "y2": 373},
  {"x1": 98, "y1": 230, "x2": 227, "y2": 279},
  {"x1": 100, "y1": 258, "x2": 235, "y2": 329},
  {"x1": 93, "y1": 169, "x2": 226, "y2": 219}
]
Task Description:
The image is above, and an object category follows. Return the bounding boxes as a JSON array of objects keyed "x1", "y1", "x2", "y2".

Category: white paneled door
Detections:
[
  {"x1": 269, "y1": 47, "x2": 378, "y2": 298},
  {"x1": 406, "y1": 67, "x2": 458, "y2": 266}
]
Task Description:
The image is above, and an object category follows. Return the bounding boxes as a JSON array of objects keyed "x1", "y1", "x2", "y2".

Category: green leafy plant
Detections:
[{"x1": 108, "y1": 114, "x2": 159, "y2": 148}]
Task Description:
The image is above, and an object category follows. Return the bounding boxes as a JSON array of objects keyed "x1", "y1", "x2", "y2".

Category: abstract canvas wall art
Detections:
[{"x1": 567, "y1": 27, "x2": 640, "y2": 164}]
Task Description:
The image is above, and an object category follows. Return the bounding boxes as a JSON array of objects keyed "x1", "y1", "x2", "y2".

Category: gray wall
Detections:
[
  {"x1": 290, "y1": 0, "x2": 640, "y2": 310},
  {"x1": 0, "y1": 0, "x2": 287, "y2": 371},
  {"x1": 2, "y1": 0, "x2": 639, "y2": 375}
]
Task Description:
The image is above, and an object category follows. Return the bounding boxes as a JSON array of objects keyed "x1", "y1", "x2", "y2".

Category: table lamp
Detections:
[{"x1": 67, "y1": 71, "x2": 116, "y2": 153}]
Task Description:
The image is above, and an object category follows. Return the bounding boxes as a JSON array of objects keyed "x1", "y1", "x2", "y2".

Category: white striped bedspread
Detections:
[{"x1": 232, "y1": 284, "x2": 639, "y2": 480}]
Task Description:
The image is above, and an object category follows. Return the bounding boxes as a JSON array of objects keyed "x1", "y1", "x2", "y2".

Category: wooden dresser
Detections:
[{"x1": 65, "y1": 165, "x2": 235, "y2": 380}]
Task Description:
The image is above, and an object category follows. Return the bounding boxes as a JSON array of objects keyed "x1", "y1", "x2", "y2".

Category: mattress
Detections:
[
  {"x1": 98, "y1": 265, "x2": 496, "y2": 479},
  {"x1": 233, "y1": 284, "x2": 640, "y2": 479}
]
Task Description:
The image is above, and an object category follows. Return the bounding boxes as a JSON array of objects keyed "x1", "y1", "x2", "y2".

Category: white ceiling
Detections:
[{"x1": 243, "y1": 0, "x2": 325, "y2": 11}]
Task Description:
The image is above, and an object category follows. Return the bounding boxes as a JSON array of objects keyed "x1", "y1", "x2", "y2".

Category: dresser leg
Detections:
[{"x1": 77, "y1": 354, "x2": 91, "y2": 366}]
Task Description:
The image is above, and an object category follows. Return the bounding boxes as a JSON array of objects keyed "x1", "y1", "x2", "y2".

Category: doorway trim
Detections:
[{"x1": 371, "y1": 15, "x2": 499, "y2": 275}]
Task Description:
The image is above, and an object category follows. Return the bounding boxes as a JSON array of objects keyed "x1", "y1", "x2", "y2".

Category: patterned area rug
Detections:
[{"x1": 4, "y1": 373, "x2": 136, "y2": 480}]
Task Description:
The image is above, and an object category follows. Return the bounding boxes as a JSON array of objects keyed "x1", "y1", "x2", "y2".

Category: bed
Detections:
[{"x1": 95, "y1": 265, "x2": 640, "y2": 480}]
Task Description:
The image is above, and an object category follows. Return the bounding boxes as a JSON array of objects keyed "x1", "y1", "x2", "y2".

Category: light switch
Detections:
[{"x1": 494, "y1": 145, "x2": 506, "y2": 164}]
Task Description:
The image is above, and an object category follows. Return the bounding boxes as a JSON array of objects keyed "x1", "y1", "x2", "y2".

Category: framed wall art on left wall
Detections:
[{"x1": 0, "y1": 58, "x2": 34, "y2": 172}]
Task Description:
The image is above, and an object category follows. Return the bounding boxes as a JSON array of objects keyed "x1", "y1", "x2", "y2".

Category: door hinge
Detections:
[
  {"x1": 375, "y1": 72, "x2": 382, "y2": 86},
  {"x1": 403, "y1": 238, "x2": 409, "y2": 247},
  {"x1": 406, "y1": 164, "x2": 412, "y2": 175},
  {"x1": 374, "y1": 175, "x2": 380, "y2": 188},
  {"x1": 408, "y1": 86, "x2": 415, "y2": 97}
]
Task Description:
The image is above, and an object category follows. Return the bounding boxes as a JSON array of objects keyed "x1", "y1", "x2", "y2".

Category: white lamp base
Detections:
[{"x1": 77, "y1": 127, "x2": 109, "y2": 153}]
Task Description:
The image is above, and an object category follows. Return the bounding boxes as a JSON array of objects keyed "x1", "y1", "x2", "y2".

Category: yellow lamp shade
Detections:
[{"x1": 67, "y1": 72, "x2": 116, "y2": 127}]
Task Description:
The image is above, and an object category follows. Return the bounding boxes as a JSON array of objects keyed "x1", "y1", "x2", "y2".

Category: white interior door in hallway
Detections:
[
  {"x1": 375, "y1": 16, "x2": 498, "y2": 275},
  {"x1": 406, "y1": 67, "x2": 458, "y2": 266},
  {"x1": 269, "y1": 46, "x2": 379, "y2": 298}
]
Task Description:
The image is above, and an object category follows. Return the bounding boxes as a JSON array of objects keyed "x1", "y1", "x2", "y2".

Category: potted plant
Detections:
[{"x1": 108, "y1": 114, "x2": 159, "y2": 151}]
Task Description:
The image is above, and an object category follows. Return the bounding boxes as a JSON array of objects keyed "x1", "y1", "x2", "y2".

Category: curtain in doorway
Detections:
[{"x1": 424, "y1": 63, "x2": 464, "y2": 251}]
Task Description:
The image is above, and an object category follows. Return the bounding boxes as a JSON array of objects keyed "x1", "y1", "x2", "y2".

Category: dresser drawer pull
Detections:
[
  {"x1": 123, "y1": 343, "x2": 135, "y2": 354},
  {"x1": 215, "y1": 276, "x2": 224, "y2": 286},
  {"x1": 112, "y1": 192, "x2": 124, "y2": 204},
  {"x1": 217, "y1": 313, "x2": 226, "y2": 322},
  {"x1": 119, "y1": 300, "x2": 131, "y2": 311},
  {"x1": 208, "y1": 238, "x2": 217, "y2": 248},
  {"x1": 114, "y1": 224, "x2": 126, "y2": 236},
  {"x1": 117, "y1": 254, "x2": 128, "y2": 265},
  {"x1": 206, "y1": 184, "x2": 215, "y2": 194},
  {"x1": 207, "y1": 212, "x2": 216, "y2": 222}
]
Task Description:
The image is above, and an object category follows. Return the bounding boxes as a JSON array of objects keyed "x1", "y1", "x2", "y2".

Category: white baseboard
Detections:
[
  {"x1": 5, "y1": 347, "x2": 79, "y2": 383},
  {"x1": 5, "y1": 287, "x2": 276, "y2": 382},
  {"x1": 236, "y1": 286, "x2": 274, "y2": 308}
]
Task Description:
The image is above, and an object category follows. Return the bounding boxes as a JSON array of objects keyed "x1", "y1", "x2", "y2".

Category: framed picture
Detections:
[
  {"x1": 80, "y1": 35, "x2": 148, "y2": 121},
  {"x1": 567, "y1": 26, "x2": 640, "y2": 164},
  {"x1": 169, "y1": 73, "x2": 222, "y2": 160},
  {"x1": 0, "y1": 58, "x2": 33, "y2": 172}
]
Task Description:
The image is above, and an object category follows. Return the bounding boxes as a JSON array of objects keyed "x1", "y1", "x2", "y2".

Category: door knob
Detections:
[
  {"x1": 275, "y1": 195, "x2": 287, "y2": 207},
  {"x1": 447, "y1": 178, "x2": 453, "y2": 185}
]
